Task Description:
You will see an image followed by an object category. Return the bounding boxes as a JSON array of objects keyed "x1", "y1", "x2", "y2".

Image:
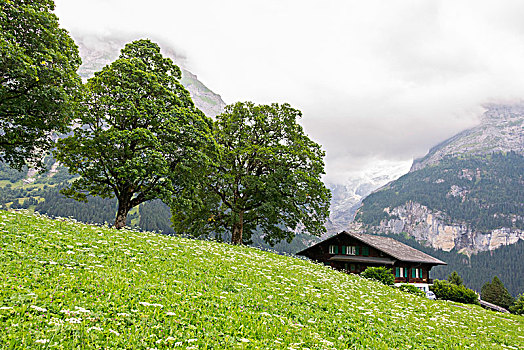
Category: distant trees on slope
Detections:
[
  {"x1": 356, "y1": 152, "x2": 524, "y2": 232},
  {"x1": 1, "y1": 1, "x2": 331, "y2": 245}
]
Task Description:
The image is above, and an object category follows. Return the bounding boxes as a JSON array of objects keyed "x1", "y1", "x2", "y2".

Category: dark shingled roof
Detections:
[{"x1": 297, "y1": 231, "x2": 447, "y2": 265}]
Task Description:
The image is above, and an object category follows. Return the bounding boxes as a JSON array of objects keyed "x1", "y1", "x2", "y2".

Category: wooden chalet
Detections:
[{"x1": 297, "y1": 231, "x2": 446, "y2": 291}]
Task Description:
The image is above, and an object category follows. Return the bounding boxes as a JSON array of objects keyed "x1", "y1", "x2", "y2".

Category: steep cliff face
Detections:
[
  {"x1": 75, "y1": 33, "x2": 226, "y2": 118},
  {"x1": 372, "y1": 201, "x2": 524, "y2": 254},
  {"x1": 355, "y1": 103, "x2": 524, "y2": 254}
]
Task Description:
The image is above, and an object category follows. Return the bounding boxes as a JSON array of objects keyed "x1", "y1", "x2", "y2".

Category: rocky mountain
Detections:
[
  {"x1": 325, "y1": 161, "x2": 411, "y2": 235},
  {"x1": 411, "y1": 103, "x2": 524, "y2": 171},
  {"x1": 354, "y1": 103, "x2": 524, "y2": 255},
  {"x1": 75, "y1": 33, "x2": 226, "y2": 118}
]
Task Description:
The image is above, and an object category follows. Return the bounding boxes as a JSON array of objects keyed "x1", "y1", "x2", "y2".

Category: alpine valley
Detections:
[
  {"x1": 351, "y1": 103, "x2": 524, "y2": 295},
  {"x1": 1, "y1": 33, "x2": 523, "y2": 295}
]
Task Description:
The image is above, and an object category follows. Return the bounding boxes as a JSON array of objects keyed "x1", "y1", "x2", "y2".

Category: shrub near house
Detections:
[{"x1": 430, "y1": 280, "x2": 479, "y2": 305}]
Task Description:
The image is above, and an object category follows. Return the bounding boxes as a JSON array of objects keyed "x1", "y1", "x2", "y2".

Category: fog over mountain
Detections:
[{"x1": 56, "y1": 0, "x2": 524, "y2": 185}]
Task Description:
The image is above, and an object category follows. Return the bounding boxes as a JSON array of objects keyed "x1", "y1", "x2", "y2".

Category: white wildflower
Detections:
[
  {"x1": 109, "y1": 329, "x2": 120, "y2": 336},
  {"x1": 74, "y1": 306, "x2": 91, "y2": 313},
  {"x1": 65, "y1": 317, "x2": 82, "y2": 324},
  {"x1": 139, "y1": 302, "x2": 163, "y2": 308},
  {"x1": 165, "y1": 312, "x2": 176, "y2": 316},
  {"x1": 87, "y1": 326, "x2": 102, "y2": 332},
  {"x1": 35, "y1": 339, "x2": 49, "y2": 344},
  {"x1": 117, "y1": 312, "x2": 130, "y2": 317},
  {"x1": 30, "y1": 305, "x2": 47, "y2": 312},
  {"x1": 0, "y1": 306, "x2": 13, "y2": 310}
]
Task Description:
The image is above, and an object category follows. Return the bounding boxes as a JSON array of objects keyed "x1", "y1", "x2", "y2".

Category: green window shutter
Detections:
[
  {"x1": 342, "y1": 246, "x2": 346, "y2": 254},
  {"x1": 362, "y1": 246, "x2": 369, "y2": 256},
  {"x1": 335, "y1": 246, "x2": 339, "y2": 254},
  {"x1": 355, "y1": 247, "x2": 360, "y2": 255},
  {"x1": 412, "y1": 269, "x2": 416, "y2": 278},
  {"x1": 395, "y1": 267, "x2": 400, "y2": 277}
]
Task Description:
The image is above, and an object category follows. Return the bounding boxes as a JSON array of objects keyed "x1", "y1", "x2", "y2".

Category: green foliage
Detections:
[
  {"x1": 378, "y1": 231, "x2": 523, "y2": 297},
  {"x1": 509, "y1": 294, "x2": 524, "y2": 315},
  {"x1": 55, "y1": 39, "x2": 212, "y2": 229},
  {"x1": 170, "y1": 102, "x2": 331, "y2": 245},
  {"x1": 0, "y1": 0, "x2": 82, "y2": 170},
  {"x1": 361, "y1": 266, "x2": 395, "y2": 286},
  {"x1": 448, "y1": 271, "x2": 463, "y2": 286},
  {"x1": 430, "y1": 280, "x2": 479, "y2": 305},
  {"x1": 481, "y1": 276, "x2": 515, "y2": 310},
  {"x1": 356, "y1": 152, "x2": 524, "y2": 231},
  {"x1": 398, "y1": 284, "x2": 426, "y2": 297},
  {"x1": 1, "y1": 210, "x2": 523, "y2": 349}
]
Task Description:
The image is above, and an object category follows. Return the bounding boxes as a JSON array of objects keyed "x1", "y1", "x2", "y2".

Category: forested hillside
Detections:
[
  {"x1": 376, "y1": 232, "x2": 524, "y2": 296},
  {"x1": 0, "y1": 163, "x2": 314, "y2": 254},
  {"x1": 356, "y1": 152, "x2": 524, "y2": 232}
]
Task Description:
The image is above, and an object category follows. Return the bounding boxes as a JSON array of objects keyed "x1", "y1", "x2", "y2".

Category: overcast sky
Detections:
[{"x1": 55, "y1": 0, "x2": 524, "y2": 183}]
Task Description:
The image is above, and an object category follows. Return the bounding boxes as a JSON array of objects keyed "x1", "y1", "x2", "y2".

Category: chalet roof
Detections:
[{"x1": 297, "y1": 231, "x2": 447, "y2": 265}]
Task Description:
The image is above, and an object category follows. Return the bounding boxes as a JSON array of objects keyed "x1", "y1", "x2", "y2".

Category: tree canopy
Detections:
[
  {"x1": 55, "y1": 39, "x2": 212, "y2": 229},
  {"x1": 447, "y1": 271, "x2": 463, "y2": 286},
  {"x1": 481, "y1": 276, "x2": 515, "y2": 309},
  {"x1": 0, "y1": 0, "x2": 82, "y2": 170},
  {"x1": 170, "y1": 101, "x2": 331, "y2": 245}
]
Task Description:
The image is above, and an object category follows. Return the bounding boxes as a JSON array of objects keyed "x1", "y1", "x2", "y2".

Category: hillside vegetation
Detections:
[
  {"x1": 356, "y1": 152, "x2": 524, "y2": 232},
  {"x1": 1, "y1": 211, "x2": 523, "y2": 349}
]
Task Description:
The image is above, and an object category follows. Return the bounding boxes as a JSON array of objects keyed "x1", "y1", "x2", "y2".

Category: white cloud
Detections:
[{"x1": 55, "y1": 0, "x2": 524, "y2": 182}]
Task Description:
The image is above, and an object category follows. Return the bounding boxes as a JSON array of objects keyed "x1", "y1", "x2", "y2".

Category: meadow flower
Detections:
[
  {"x1": 30, "y1": 305, "x2": 47, "y2": 312},
  {"x1": 74, "y1": 306, "x2": 91, "y2": 313},
  {"x1": 65, "y1": 318, "x2": 82, "y2": 324},
  {"x1": 139, "y1": 302, "x2": 163, "y2": 308},
  {"x1": 35, "y1": 339, "x2": 49, "y2": 344},
  {"x1": 109, "y1": 329, "x2": 120, "y2": 336},
  {"x1": 0, "y1": 306, "x2": 13, "y2": 310},
  {"x1": 165, "y1": 312, "x2": 176, "y2": 316}
]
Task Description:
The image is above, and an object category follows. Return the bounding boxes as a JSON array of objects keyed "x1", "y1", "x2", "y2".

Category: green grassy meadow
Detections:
[{"x1": 0, "y1": 210, "x2": 523, "y2": 349}]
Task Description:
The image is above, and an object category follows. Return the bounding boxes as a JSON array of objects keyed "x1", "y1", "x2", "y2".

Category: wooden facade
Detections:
[{"x1": 297, "y1": 231, "x2": 446, "y2": 287}]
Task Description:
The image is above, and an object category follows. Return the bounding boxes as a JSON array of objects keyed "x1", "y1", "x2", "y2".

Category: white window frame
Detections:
[
  {"x1": 346, "y1": 246, "x2": 356, "y2": 255},
  {"x1": 329, "y1": 245, "x2": 337, "y2": 254}
]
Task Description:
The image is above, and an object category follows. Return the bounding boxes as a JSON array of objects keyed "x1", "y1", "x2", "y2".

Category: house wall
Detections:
[{"x1": 301, "y1": 234, "x2": 435, "y2": 283}]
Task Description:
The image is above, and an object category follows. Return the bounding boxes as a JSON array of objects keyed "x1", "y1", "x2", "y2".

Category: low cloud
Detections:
[{"x1": 56, "y1": 0, "x2": 524, "y2": 183}]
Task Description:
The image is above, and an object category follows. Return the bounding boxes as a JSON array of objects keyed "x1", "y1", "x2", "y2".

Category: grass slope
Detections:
[{"x1": 1, "y1": 211, "x2": 523, "y2": 349}]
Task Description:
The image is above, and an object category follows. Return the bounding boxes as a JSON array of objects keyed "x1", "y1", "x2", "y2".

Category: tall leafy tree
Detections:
[
  {"x1": 171, "y1": 102, "x2": 331, "y2": 245},
  {"x1": 481, "y1": 276, "x2": 515, "y2": 309},
  {"x1": 0, "y1": 0, "x2": 82, "y2": 169},
  {"x1": 55, "y1": 39, "x2": 212, "y2": 229}
]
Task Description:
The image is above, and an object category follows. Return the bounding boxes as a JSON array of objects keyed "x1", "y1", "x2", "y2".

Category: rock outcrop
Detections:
[
  {"x1": 371, "y1": 201, "x2": 524, "y2": 254},
  {"x1": 75, "y1": 33, "x2": 226, "y2": 118},
  {"x1": 355, "y1": 103, "x2": 524, "y2": 253}
]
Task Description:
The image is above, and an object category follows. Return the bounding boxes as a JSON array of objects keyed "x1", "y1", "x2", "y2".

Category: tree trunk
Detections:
[
  {"x1": 114, "y1": 198, "x2": 131, "y2": 229},
  {"x1": 231, "y1": 211, "x2": 244, "y2": 245}
]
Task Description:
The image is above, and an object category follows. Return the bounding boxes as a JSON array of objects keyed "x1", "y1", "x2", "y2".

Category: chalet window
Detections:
[
  {"x1": 396, "y1": 267, "x2": 407, "y2": 278},
  {"x1": 343, "y1": 246, "x2": 359, "y2": 255},
  {"x1": 350, "y1": 264, "x2": 356, "y2": 271},
  {"x1": 329, "y1": 245, "x2": 338, "y2": 254},
  {"x1": 362, "y1": 246, "x2": 369, "y2": 256},
  {"x1": 411, "y1": 268, "x2": 423, "y2": 278}
]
